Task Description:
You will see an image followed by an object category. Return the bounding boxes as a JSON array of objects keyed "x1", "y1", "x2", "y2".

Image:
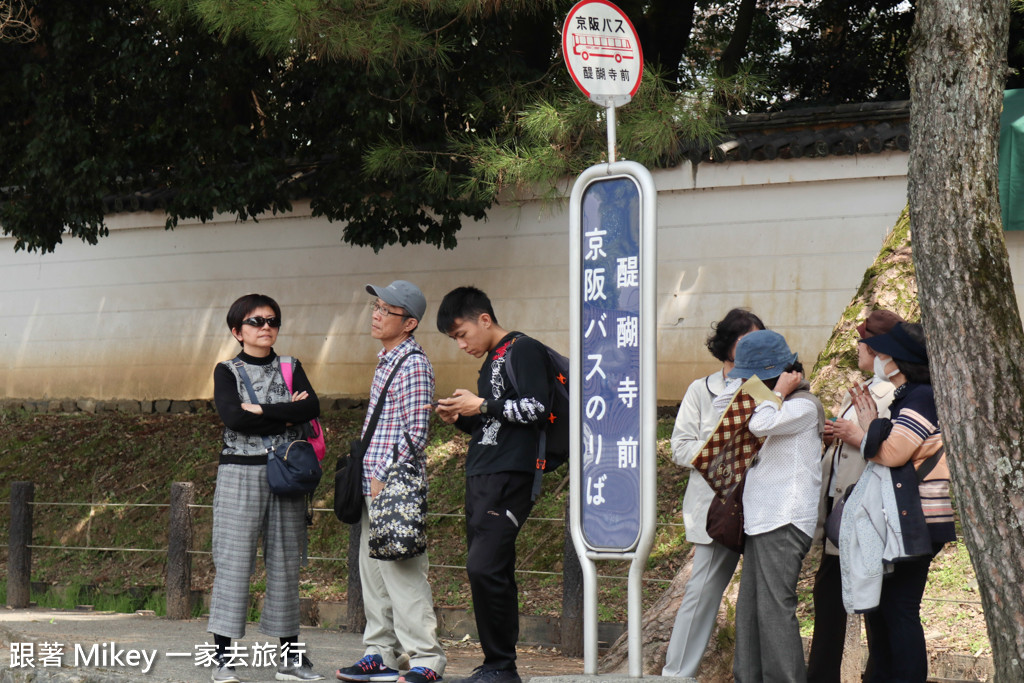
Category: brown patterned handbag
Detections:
[{"x1": 692, "y1": 377, "x2": 780, "y2": 552}]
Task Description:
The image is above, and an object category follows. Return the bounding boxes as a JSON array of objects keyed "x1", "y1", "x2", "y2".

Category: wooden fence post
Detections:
[
  {"x1": 166, "y1": 482, "x2": 194, "y2": 619},
  {"x1": 347, "y1": 521, "x2": 366, "y2": 633},
  {"x1": 561, "y1": 500, "x2": 584, "y2": 656},
  {"x1": 7, "y1": 481, "x2": 34, "y2": 608}
]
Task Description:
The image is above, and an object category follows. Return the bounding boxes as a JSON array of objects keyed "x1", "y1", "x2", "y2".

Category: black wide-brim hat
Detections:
[{"x1": 861, "y1": 322, "x2": 927, "y2": 364}]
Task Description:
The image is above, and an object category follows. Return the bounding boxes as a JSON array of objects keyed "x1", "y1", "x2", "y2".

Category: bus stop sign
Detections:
[{"x1": 562, "y1": 0, "x2": 643, "y2": 102}]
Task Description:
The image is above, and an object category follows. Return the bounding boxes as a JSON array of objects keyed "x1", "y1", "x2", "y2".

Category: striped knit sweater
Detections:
[{"x1": 864, "y1": 382, "x2": 955, "y2": 546}]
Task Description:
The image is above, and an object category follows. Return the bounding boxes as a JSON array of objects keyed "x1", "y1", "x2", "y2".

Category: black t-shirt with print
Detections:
[{"x1": 455, "y1": 332, "x2": 552, "y2": 477}]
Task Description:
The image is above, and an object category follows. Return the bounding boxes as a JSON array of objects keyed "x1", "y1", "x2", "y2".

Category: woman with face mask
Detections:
[
  {"x1": 840, "y1": 322, "x2": 954, "y2": 683},
  {"x1": 807, "y1": 310, "x2": 903, "y2": 683}
]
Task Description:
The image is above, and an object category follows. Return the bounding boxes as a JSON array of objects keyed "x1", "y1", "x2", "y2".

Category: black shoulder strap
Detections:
[
  {"x1": 361, "y1": 350, "x2": 423, "y2": 450},
  {"x1": 502, "y1": 334, "x2": 526, "y2": 394},
  {"x1": 498, "y1": 335, "x2": 549, "y2": 501},
  {"x1": 916, "y1": 445, "x2": 945, "y2": 482},
  {"x1": 232, "y1": 357, "x2": 276, "y2": 453}
]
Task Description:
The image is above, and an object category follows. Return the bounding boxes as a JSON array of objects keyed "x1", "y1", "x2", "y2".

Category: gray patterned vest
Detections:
[{"x1": 220, "y1": 357, "x2": 304, "y2": 457}]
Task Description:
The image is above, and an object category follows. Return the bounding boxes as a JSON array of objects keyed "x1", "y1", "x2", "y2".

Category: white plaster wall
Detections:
[{"x1": 0, "y1": 152, "x2": 927, "y2": 402}]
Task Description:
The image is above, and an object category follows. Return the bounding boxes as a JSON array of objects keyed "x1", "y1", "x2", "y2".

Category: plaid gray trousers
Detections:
[{"x1": 207, "y1": 463, "x2": 306, "y2": 639}]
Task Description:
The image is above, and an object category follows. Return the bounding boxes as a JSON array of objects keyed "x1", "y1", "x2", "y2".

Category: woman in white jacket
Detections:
[{"x1": 662, "y1": 308, "x2": 764, "y2": 680}]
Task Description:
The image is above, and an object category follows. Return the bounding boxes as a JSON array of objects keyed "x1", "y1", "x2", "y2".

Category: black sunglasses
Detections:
[{"x1": 241, "y1": 316, "x2": 281, "y2": 328}]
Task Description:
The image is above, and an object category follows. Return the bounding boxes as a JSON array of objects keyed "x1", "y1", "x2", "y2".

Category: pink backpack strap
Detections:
[{"x1": 279, "y1": 356, "x2": 294, "y2": 392}]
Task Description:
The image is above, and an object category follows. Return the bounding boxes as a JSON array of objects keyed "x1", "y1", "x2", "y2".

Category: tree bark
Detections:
[
  {"x1": 600, "y1": 548, "x2": 694, "y2": 674},
  {"x1": 907, "y1": 0, "x2": 1024, "y2": 679},
  {"x1": 561, "y1": 502, "x2": 584, "y2": 657},
  {"x1": 166, "y1": 481, "x2": 194, "y2": 619},
  {"x1": 810, "y1": 207, "x2": 920, "y2": 413}
]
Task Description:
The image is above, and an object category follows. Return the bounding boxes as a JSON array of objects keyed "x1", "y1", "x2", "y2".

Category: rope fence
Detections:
[
  {"x1": 4, "y1": 481, "x2": 984, "y2": 628},
  {"x1": 7, "y1": 497, "x2": 686, "y2": 587}
]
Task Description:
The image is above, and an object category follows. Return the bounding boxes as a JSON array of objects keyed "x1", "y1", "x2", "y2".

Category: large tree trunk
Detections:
[
  {"x1": 810, "y1": 207, "x2": 919, "y2": 412},
  {"x1": 907, "y1": 0, "x2": 1024, "y2": 679},
  {"x1": 600, "y1": 548, "x2": 738, "y2": 682}
]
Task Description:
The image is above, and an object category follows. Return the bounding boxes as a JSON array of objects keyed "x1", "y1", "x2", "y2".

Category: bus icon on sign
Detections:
[{"x1": 572, "y1": 33, "x2": 634, "y2": 63}]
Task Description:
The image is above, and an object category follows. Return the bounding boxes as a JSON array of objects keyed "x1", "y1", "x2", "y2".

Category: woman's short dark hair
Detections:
[
  {"x1": 436, "y1": 286, "x2": 498, "y2": 334},
  {"x1": 227, "y1": 294, "x2": 281, "y2": 336},
  {"x1": 893, "y1": 323, "x2": 931, "y2": 384},
  {"x1": 763, "y1": 361, "x2": 804, "y2": 390},
  {"x1": 706, "y1": 308, "x2": 766, "y2": 362}
]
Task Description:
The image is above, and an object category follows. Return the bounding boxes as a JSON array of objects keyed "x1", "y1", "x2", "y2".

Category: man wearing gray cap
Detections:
[{"x1": 335, "y1": 280, "x2": 446, "y2": 683}]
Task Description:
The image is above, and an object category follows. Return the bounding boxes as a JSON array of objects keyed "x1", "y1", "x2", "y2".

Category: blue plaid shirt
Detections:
[{"x1": 361, "y1": 336, "x2": 435, "y2": 493}]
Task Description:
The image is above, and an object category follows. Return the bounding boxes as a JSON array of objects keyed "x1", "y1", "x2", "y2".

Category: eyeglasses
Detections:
[
  {"x1": 370, "y1": 302, "x2": 410, "y2": 319},
  {"x1": 241, "y1": 316, "x2": 281, "y2": 328}
]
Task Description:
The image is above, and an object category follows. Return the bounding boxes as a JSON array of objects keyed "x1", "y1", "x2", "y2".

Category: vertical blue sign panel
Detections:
[{"x1": 579, "y1": 176, "x2": 642, "y2": 552}]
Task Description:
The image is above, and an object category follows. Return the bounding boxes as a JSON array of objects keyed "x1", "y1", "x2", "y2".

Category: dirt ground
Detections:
[{"x1": 444, "y1": 638, "x2": 584, "y2": 678}]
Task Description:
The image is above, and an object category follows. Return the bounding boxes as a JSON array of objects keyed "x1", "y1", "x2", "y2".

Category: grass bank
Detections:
[{"x1": 0, "y1": 408, "x2": 988, "y2": 658}]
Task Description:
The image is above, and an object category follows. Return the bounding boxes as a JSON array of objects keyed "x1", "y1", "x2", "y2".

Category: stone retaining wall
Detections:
[{"x1": 0, "y1": 397, "x2": 367, "y2": 415}]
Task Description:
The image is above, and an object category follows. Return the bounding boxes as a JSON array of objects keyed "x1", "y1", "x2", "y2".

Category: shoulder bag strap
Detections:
[
  {"x1": 232, "y1": 358, "x2": 275, "y2": 454},
  {"x1": 916, "y1": 444, "x2": 945, "y2": 482},
  {"x1": 500, "y1": 334, "x2": 525, "y2": 394},
  {"x1": 279, "y1": 356, "x2": 295, "y2": 393},
  {"x1": 361, "y1": 350, "x2": 423, "y2": 453},
  {"x1": 496, "y1": 335, "x2": 547, "y2": 499}
]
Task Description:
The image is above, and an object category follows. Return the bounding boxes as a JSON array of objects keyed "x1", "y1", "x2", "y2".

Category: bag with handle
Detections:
[
  {"x1": 334, "y1": 350, "x2": 423, "y2": 524},
  {"x1": 368, "y1": 432, "x2": 428, "y2": 561},
  {"x1": 705, "y1": 477, "x2": 746, "y2": 553}
]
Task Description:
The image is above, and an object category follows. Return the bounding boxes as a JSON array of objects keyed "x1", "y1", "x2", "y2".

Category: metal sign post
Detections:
[
  {"x1": 563, "y1": 2, "x2": 654, "y2": 676},
  {"x1": 569, "y1": 162, "x2": 656, "y2": 677},
  {"x1": 563, "y1": 4, "x2": 653, "y2": 675}
]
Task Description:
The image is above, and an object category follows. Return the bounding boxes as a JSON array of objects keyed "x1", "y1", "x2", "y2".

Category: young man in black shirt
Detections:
[{"x1": 432, "y1": 286, "x2": 552, "y2": 683}]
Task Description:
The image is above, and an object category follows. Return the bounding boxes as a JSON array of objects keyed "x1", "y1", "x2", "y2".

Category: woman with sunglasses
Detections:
[{"x1": 207, "y1": 294, "x2": 325, "y2": 682}]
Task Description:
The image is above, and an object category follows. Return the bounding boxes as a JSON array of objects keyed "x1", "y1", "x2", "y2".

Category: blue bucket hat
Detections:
[{"x1": 728, "y1": 329, "x2": 798, "y2": 381}]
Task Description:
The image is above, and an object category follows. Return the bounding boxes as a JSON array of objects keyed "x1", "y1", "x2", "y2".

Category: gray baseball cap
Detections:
[{"x1": 366, "y1": 280, "x2": 427, "y2": 321}]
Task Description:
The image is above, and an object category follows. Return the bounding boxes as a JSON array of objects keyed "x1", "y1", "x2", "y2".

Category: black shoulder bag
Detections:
[
  {"x1": 334, "y1": 350, "x2": 422, "y2": 524},
  {"x1": 234, "y1": 359, "x2": 322, "y2": 498}
]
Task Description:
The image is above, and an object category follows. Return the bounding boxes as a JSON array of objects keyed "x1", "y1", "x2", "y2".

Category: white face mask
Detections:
[{"x1": 873, "y1": 355, "x2": 897, "y2": 380}]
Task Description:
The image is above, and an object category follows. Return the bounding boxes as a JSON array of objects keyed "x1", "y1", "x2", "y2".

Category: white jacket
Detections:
[
  {"x1": 671, "y1": 371, "x2": 729, "y2": 545},
  {"x1": 839, "y1": 462, "x2": 908, "y2": 613}
]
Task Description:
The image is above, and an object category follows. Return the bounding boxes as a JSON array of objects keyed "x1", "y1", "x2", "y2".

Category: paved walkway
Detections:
[{"x1": 0, "y1": 608, "x2": 583, "y2": 683}]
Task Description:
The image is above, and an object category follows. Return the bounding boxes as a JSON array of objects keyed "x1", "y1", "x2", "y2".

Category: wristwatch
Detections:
[
  {"x1": 479, "y1": 398, "x2": 489, "y2": 414},
  {"x1": 773, "y1": 391, "x2": 784, "y2": 400}
]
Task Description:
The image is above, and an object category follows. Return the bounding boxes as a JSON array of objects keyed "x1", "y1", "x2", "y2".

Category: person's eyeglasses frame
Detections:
[
  {"x1": 241, "y1": 316, "x2": 281, "y2": 328},
  {"x1": 371, "y1": 301, "x2": 412, "y2": 320}
]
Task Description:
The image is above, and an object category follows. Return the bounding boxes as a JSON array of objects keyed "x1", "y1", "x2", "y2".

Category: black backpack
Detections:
[{"x1": 505, "y1": 335, "x2": 570, "y2": 499}]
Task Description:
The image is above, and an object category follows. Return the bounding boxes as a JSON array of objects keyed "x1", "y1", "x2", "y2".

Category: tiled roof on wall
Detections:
[{"x1": 694, "y1": 99, "x2": 910, "y2": 164}]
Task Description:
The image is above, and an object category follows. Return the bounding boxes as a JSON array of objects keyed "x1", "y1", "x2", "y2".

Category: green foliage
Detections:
[
  {"x1": 9, "y1": 0, "x2": 979, "y2": 253},
  {"x1": 774, "y1": 0, "x2": 913, "y2": 104},
  {"x1": 0, "y1": 0, "x2": 767, "y2": 253}
]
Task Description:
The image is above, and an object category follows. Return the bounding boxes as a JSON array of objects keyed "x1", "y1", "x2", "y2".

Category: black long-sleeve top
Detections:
[{"x1": 213, "y1": 350, "x2": 319, "y2": 438}]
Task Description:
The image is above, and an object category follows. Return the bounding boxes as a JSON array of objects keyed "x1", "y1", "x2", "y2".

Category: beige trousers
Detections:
[{"x1": 358, "y1": 496, "x2": 446, "y2": 674}]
